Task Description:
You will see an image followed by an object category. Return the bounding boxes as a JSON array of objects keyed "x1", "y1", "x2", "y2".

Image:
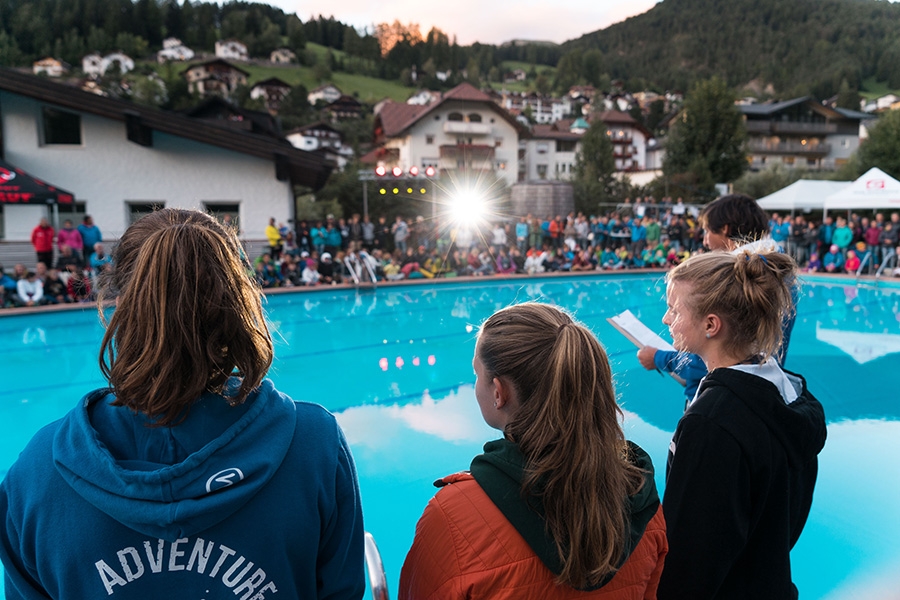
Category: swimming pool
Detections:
[{"x1": 1, "y1": 274, "x2": 899, "y2": 598}]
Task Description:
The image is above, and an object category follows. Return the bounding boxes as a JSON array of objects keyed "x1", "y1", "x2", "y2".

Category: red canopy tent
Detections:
[{"x1": 0, "y1": 158, "x2": 74, "y2": 205}]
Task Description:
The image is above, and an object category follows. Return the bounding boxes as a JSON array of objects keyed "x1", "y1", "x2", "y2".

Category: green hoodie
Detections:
[{"x1": 469, "y1": 439, "x2": 659, "y2": 591}]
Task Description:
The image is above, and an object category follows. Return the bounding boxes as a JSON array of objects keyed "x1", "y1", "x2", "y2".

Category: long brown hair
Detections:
[
  {"x1": 667, "y1": 249, "x2": 797, "y2": 362},
  {"x1": 97, "y1": 209, "x2": 273, "y2": 426},
  {"x1": 477, "y1": 303, "x2": 645, "y2": 588}
]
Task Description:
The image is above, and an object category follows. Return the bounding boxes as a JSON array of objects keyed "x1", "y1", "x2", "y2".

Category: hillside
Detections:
[{"x1": 562, "y1": 0, "x2": 900, "y2": 98}]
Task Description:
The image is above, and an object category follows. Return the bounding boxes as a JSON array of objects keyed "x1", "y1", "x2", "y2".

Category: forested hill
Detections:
[{"x1": 562, "y1": 0, "x2": 900, "y2": 98}]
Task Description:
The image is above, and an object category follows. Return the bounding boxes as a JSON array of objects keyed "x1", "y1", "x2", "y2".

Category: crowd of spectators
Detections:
[
  {"x1": 5, "y1": 206, "x2": 900, "y2": 308},
  {"x1": 1, "y1": 215, "x2": 110, "y2": 308}
]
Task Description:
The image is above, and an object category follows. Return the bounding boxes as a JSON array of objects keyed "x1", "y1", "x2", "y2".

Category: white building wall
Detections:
[
  {"x1": 1, "y1": 91, "x2": 292, "y2": 241},
  {"x1": 383, "y1": 103, "x2": 519, "y2": 186}
]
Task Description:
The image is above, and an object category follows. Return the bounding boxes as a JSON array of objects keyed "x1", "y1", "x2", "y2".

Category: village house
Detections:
[
  {"x1": 369, "y1": 82, "x2": 523, "y2": 187},
  {"x1": 250, "y1": 78, "x2": 292, "y2": 112},
  {"x1": 0, "y1": 68, "x2": 330, "y2": 246},
  {"x1": 739, "y1": 97, "x2": 872, "y2": 171},
  {"x1": 286, "y1": 122, "x2": 354, "y2": 170},
  {"x1": 182, "y1": 59, "x2": 249, "y2": 98},
  {"x1": 157, "y1": 38, "x2": 195, "y2": 63},
  {"x1": 215, "y1": 39, "x2": 249, "y2": 61},
  {"x1": 324, "y1": 95, "x2": 364, "y2": 121},
  {"x1": 32, "y1": 58, "x2": 67, "y2": 77},
  {"x1": 269, "y1": 48, "x2": 297, "y2": 64},
  {"x1": 82, "y1": 52, "x2": 135, "y2": 78},
  {"x1": 307, "y1": 84, "x2": 343, "y2": 106}
]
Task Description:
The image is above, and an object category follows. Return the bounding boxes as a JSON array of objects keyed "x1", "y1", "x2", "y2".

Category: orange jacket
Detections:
[{"x1": 399, "y1": 473, "x2": 668, "y2": 600}]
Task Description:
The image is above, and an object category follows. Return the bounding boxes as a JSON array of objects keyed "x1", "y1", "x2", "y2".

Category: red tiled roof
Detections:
[
  {"x1": 594, "y1": 110, "x2": 637, "y2": 125},
  {"x1": 377, "y1": 103, "x2": 433, "y2": 137},
  {"x1": 443, "y1": 82, "x2": 493, "y2": 102},
  {"x1": 531, "y1": 121, "x2": 582, "y2": 140}
]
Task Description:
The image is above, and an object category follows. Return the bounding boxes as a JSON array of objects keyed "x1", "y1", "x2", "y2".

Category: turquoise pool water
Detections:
[{"x1": 1, "y1": 274, "x2": 899, "y2": 598}]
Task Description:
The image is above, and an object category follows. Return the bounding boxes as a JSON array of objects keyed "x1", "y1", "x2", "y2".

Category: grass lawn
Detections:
[{"x1": 859, "y1": 77, "x2": 900, "y2": 101}]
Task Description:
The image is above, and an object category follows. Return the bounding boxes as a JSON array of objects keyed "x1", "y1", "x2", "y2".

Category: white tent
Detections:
[
  {"x1": 757, "y1": 179, "x2": 851, "y2": 212},
  {"x1": 824, "y1": 167, "x2": 900, "y2": 212}
]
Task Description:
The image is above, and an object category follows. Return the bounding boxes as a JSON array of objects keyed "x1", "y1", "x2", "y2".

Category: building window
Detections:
[
  {"x1": 57, "y1": 202, "x2": 87, "y2": 226},
  {"x1": 807, "y1": 158, "x2": 817, "y2": 167},
  {"x1": 468, "y1": 113, "x2": 482, "y2": 123},
  {"x1": 204, "y1": 202, "x2": 240, "y2": 228},
  {"x1": 537, "y1": 164, "x2": 548, "y2": 179},
  {"x1": 537, "y1": 143, "x2": 548, "y2": 154},
  {"x1": 556, "y1": 140, "x2": 576, "y2": 152},
  {"x1": 127, "y1": 202, "x2": 164, "y2": 225},
  {"x1": 426, "y1": 135, "x2": 434, "y2": 145},
  {"x1": 42, "y1": 107, "x2": 82, "y2": 145},
  {"x1": 494, "y1": 137, "x2": 503, "y2": 147},
  {"x1": 448, "y1": 112, "x2": 463, "y2": 122}
]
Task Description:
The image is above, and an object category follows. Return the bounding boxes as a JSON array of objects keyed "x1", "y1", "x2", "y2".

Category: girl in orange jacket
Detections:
[{"x1": 400, "y1": 303, "x2": 667, "y2": 599}]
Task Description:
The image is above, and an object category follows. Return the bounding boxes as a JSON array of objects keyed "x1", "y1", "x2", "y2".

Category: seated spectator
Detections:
[
  {"x1": 844, "y1": 250, "x2": 861, "y2": 273},
  {"x1": 43, "y1": 268, "x2": 69, "y2": 304},
  {"x1": 509, "y1": 246, "x2": 526, "y2": 273},
  {"x1": 384, "y1": 256, "x2": 403, "y2": 281},
  {"x1": 55, "y1": 244, "x2": 84, "y2": 272},
  {"x1": 0, "y1": 265, "x2": 19, "y2": 307},
  {"x1": 599, "y1": 247, "x2": 622, "y2": 270},
  {"x1": 66, "y1": 266, "x2": 92, "y2": 302},
  {"x1": 570, "y1": 250, "x2": 593, "y2": 271},
  {"x1": 16, "y1": 271, "x2": 45, "y2": 307},
  {"x1": 524, "y1": 248, "x2": 547, "y2": 275},
  {"x1": 89, "y1": 243, "x2": 112, "y2": 274},
  {"x1": 301, "y1": 259, "x2": 320, "y2": 286},
  {"x1": 495, "y1": 248, "x2": 516, "y2": 274},
  {"x1": 318, "y1": 252, "x2": 336, "y2": 284},
  {"x1": 823, "y1": 244, "x2": 845, "y2": 272},
  {"x1": 282, "y1": 258, "x2": 303, "y2": 287},
  {"x1": 806, "y1": 253, "x2": 822, "y2": 273}
]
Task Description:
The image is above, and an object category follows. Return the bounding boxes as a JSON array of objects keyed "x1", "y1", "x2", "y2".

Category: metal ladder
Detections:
[
  {"x1": 343, "y1": 251, "x2": 378, "y2": 289},
  {"x1": 365, "y1": 531, "x2": 389, "y2": 600}
]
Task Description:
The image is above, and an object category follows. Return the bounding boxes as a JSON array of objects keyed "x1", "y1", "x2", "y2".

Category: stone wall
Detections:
[{"x1": 509, "y1": 182, "x2": 574, "y2": 218}]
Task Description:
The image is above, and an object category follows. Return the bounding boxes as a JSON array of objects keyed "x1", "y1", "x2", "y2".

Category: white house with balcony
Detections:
[
  {"x1": 215, "y1": 39, "x2": 248, "y2": 61},
  {"x1": 307, "y1": 84, "x2": 343, "y2": 106},
  {"x1": 739, "y1": 97, "x2": 872, "y2": 171},
  {"x1": 286, "y1": 122, "x2": 354, "y2": 170},
  {"x1": 369, "y1": 83, "x2": 523, "y2": 186},
  {"x1": 158, "y1": 38, "x2": 195, "y2": 63}
]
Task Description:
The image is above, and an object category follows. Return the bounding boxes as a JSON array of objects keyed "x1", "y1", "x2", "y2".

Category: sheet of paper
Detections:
[{"x1": 607, "y1": 309, "x2": 675, "y2": 351}]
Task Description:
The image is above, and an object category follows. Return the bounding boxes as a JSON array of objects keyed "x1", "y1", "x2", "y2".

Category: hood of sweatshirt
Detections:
[
  {"x1": 701, "y1": 367, "x2": 826, "y2": 469},
  {"x1": 468, "y1": 439, "x2": 659, "y2": 591},
  {"x1": 53, "y1": 379, "x2": 295, "y2": 541}
]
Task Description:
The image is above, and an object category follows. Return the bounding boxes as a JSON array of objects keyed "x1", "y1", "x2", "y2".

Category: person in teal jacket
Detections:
[
  {"x1": 831, "y1": 217, "x2": 854, "y2": 250},
  {"x1": 823, "y1": 244, "x2": 845, "y2": 272},
  {"x1": 0, "y1": 209, "x2": 365, "y2": 600}
]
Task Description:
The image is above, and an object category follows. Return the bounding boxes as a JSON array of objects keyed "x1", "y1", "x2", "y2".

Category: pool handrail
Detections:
[{"x1": 365, "y1": 531, "x2": 390, "y2": 600}]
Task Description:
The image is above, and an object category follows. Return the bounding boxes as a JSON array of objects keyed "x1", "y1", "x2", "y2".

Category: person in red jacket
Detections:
[
  {"x1": 31, "y1": 217, "x2": 55, "y2": 267},
  {"x1": 400, "y1": 303, "x2": 667, "y2": 599}
]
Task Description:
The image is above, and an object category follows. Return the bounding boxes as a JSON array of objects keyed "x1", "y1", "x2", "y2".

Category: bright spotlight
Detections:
[
  {"x1": 448, "y1": 189, "x2": 486, "y2": 225},
  {"x1": 375, "y1": 165, "x2": 386, "y2": 177},
  {"x1": 392, "y1": 166, "x2": 403, "y2": 177},
  {"x1": 409, "y1": 166, "x2": 419, "y2": 176}
]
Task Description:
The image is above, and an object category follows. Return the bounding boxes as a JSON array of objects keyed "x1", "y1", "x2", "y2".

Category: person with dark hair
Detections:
[
  {"x1": 78, "y1": 215, "x2": 103, "y2": 265},
  {"x1": 0, "y1": 209, "x2": 364, "y2": 599},
  {"x1": 400, "y1": 302, "x2": 667, "y2": 598},
  {"x1": 657, "y1": 250, "x2": 826, "y2": 600},
  {"x1": 637, "y1": 193, "x2": 794, "y2": 407}
]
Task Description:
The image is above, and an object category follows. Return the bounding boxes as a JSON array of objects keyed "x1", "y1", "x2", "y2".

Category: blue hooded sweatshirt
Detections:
[{"x1": 0, "y1": 379, "x2": 365, "y2": 600}]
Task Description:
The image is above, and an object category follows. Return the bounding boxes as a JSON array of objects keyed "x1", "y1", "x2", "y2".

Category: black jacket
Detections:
[{"x1": 658, "y1": 367, "x2": 826, "y2": 600}]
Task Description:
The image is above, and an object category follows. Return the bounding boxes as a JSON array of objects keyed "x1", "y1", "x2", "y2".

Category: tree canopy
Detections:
[
  {"x1": 572, "y1": 120, "x2": 616, "y2": 214},
  {"x1": 857, "y1": 109, "x2": 900, "y2": 179},
  {"x1": 663, "y1": 77, "x2": 747, "y2": 200}
]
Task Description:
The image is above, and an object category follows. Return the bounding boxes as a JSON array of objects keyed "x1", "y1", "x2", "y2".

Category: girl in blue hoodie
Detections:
[{"x1": 0, "y1": 209, "x2": 365, "y2": 600}]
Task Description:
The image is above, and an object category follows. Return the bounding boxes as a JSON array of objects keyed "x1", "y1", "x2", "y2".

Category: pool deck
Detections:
[{"x1": 1, "y1": 269, "x2": 897, "y2": 318}]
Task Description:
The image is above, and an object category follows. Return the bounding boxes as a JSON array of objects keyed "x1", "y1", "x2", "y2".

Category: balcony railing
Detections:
[
  {"x1": 745, "y1": 120, "x2": 838, "y2": 135},
  {"x1": 747, "y1": 140, "x2": 831, "y2": 155},
  {"x1": 439, "y1": 144, "x2": 495, "y2": 160},
  {"x1": 443, "y1": 121, "x2": 492, "y2": 135}
]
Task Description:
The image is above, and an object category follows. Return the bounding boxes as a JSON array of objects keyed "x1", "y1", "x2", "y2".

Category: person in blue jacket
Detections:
[
  {"x1": 638, "y1": 194, "x2": 797, "y2": 407},
  {"x1": 0, "y1": 208, "x2": 365, "y2": 600}
]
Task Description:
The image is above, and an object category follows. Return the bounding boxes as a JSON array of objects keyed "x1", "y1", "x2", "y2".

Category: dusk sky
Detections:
[{"x1": 266, "y1": 0, "x2": 662, "y2": 46}]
